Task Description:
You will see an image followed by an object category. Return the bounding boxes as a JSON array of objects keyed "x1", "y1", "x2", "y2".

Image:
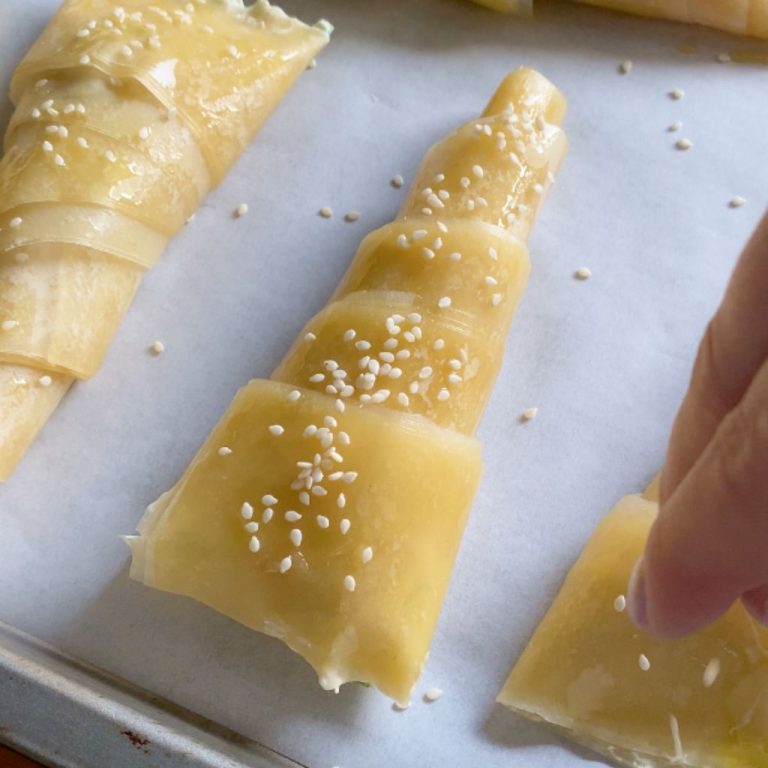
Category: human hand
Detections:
[{"x1": 628, "y1": 211, "x2": 768, "y2": 638}]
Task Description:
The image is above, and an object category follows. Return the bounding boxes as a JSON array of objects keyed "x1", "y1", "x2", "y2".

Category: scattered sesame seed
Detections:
[
  {"x1": 491, "y1": 293, "x2": 503, "y2": 306},
  {"x1": 248, "y1": 536, "x2": 260, "y2": 553},
  {"x1": 217, "y1": 446, "x2": 232, "y2": 456},
  {"x1": 244, "y1": 522, "x2": 259, "y2": 533},
  {"x1": 31, "y1": 108, "x2": 41, "y2": 119},
  {"x1": 318, "y1": 206, "x2": 333, "y2": 218},
  {"x1": 728, "y1": 196, "x2": 746, "y2": 208},
  {"x1": 305, "y1": 332, "x2": 317, "y2": 342},
  {"x1": 521, "y1": 407, "x2": 538, "y2": 422},
  {"x1": 9, "y1": 217, "x2": 22, "y2": 229},
  {"x1": 391, "y1": 174, "x2": 404, "y2": 188},
  {"x1": 703, "y1": 657, "x2": 720, "y2": 687},
  {"x1": 279, "y1": 556, "x2": 293, "y2": 574},
  {"x1": 38, "y1": 375, "x2": 53, "y2": 387},
  {"x1": 288, "y1": 390, "x2": 301, "y2": 402},
  {"x1": 262, "y1": 494, "x2": 278, "y2": 506},
  {"x1": 35, "y1": 79, "x2": 48, "y2": 89},
  {"x1": 614, "y1": 594, "x2": 627, "y2": 612},
  {"x1": 263, "y1": 508, "x2": 274, "y2": 523},
  {"x1": 484, "y1": 275, "x2": 498, "y2": 286},
  {"x1": 472, "y1": 164, "x2": 485, "y2": 178},
  {"x1": 241, "y1": 502, "x2": 254, "y2": 520},
  {"x1": 361, "y1": 546, "x2": 373, "y2": 564},
  {"x1": 669, "y1": 715, "x2": 684, "y2": 761},
  {"x1": 80, "y1": 54, "x2": 91, "y2": 65},
  {"x1": 437, "y1": 296, "x2": 452, "y2": 309},
  {"x1": 344, "y1": 575, "x2": 356, "y2": 592},
  {"x1": 575, "y1": 266, "x2": 592, "y2": 280},
  {"x1": 105, "y1": 150, "x2": 117, "y2": 162},
  {"x1": 412, "y1": 229, "x2": 427, "y2": 240},
  {"x1": 675, "y1": 138, "x2": 692, "y2": 151},
  {"x1": 639, "y1": 654, "x2": 651, "y2": 671},
  {"x1": 77, "y1": 137, "x2": 90, "y2": 149},
  {"x1": 344, "y1": 210, "x2": 360, "y2": 223},
  {"x1": 42, "y1": 141, "x2": 54, "y2": 153},
  {"x1": 437, "y1": 388, "x2": 450, "y2": 402},
  {"x1": 149, "y1": 340, "x2": 165, "y2": 355},
  {"x1": 424, "y1": 687, "x2": 444, "y2": 702},
  {"x1": 315, "y1": 514, "x2": 329, "y2": 528},
  {"x1": 340, "y1": 518, "x2": 351, "y2": 534},
  {"x1": 667, "y1": 121, "x2": 682, "y2": 132},
  {"x1": 716, "y1": 52, "x2": 731, "y2": 63},
  {"x1": 618, "y1": 60, "x2": 632, "y2": 75},
  {"x1": 669, "y1": 88, "x2": 684, "y2": 100},
  {"x1": 268, "y1": 424, "x2": 285, "y2": 436},
  {"x1": 290, "y1": 528, "x2": 303, "y2": 547}
]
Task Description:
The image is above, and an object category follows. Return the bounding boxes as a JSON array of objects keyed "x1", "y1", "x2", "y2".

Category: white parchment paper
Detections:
[{"x1": 1, "y1": 1, "x2": 766, "y2": 766}]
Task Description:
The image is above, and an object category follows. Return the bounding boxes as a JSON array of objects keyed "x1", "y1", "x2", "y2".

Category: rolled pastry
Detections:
[
  {"x1": 128, "y1": 67, "x2": 567, "y2": 705},
  {"x1": 0, "y1": 0, "x2": 331, "y2": 481},
  {"x1": 498, "y1": 480, "x2": 768, "y2": 767},
  {"x1": 469, "y1": 0, "x2": 768, "y2": 39}
]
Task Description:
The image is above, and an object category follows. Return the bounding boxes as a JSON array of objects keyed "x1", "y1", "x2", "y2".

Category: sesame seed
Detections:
[
  {"x1": 675, "y1": 138, "x2": 692, "y2": 151},
  {"x1": 235, "y1": 203, "x2": 249, "y2": 218},
  {"x1": 304, "y1": 332, "x2": 317, "y2": 342},
  {"x1": 412, "y1": 229, "x2": 427, "y2": 240},
  {"x1": 9, "y1": 217, "x2": 22, "y2": 229},
  {"x1": 703, "y1": 657, "x2": 720, "y2": 687},
  {"x1": 397, "y1": 234, "x2": 409, "y2": 248},
  {"x1": 575, "y1": 266, "x2": 592, "y2": 280},
  {"x1": 42, "y1": 141, "x2": 54, "y2": 153},
  {"x1": 355, "y1": 340, "x2": 371, "y2": 351},
  {"x1": 418, "y1": 366, "x2": 433, "y2": 379},
  {"x1": 422, "y1": 247, "x2": 435, "y2": 260},
  {"x1": 147, "y1": 340, "x2": 165, "y2": 356},
  {"x1": 105, "y1": 150, "x2": 117, "y2": 162},
  {"x1": 344, "y1": 575, "x2": 356, "y2": 592},
  {"x1": 437, "y1": 296, "x2": 452, "y2": 309},
  {"x1": 613, "y1": 594, "x2": 627, "y2": 612},
  {"x1": 472, "y1": 164, "x2": 484, "y2": 178},
  {"x1": 460, "y1": 176, "x2": 470, "y2": 188},
  {"x1": 484, "y1": 275, "x2": 498, "y2": 286},
  {"x1": 31, "y1": 108, "x2": 41, "y2": 119},
  {"x1": 35, "y1": 79, "x2": 48, "y2": 89},
  {"x1": 279, "y1": 556, "x2": 293, "y2": 574},
  {"x1": 669, "y1": 88, "x2": 684, "y2": 100},
  {"x1": 433, "y1": 339, "x2": 445, "y2": 351},
  {"x1": 449, "y1": 252, "x2": 460, "y2": 264},
  {"x1": 344, "y1": 210, "x2": 360, "y2": 223},
  {"x1": 728, "y1": 196, "x2": 746, "y2": 208},
  {"x1": 38, "y1": 375, "x2": 53, "y2": 387},
  {"x1": 716, "y1": 52, "x2": 731, "y2": 63},
  {"x1": 290, "y1": 529, "x2": 303, "y2": 547},
  {"x1": 244, "y1": 522, "x2": 259, "y2": 533},
  {"x1": 80, "y1": 54, "x2": 91, "y2": 65},
  {"x1": 285, "y1": 510, "x2": 302, "y2": 522},
  {"x1": 309, "y1": 373, "x2": 325, "y2": 383},
  {"x1": 361, "y1": 546, "x2": 373, "y2": 564},
  {"x1": 262, "y1": 494, "x2": 278, "y2": 506},
  {"x1": 318, "y1": 206, "x2": 333, "y2": 218},
  {"x1": 521, "y1": 407, "x2": 538, "y2": 422},
  {"x1": 248, "y1": 536, "x2": 260, "y2": 553},
  {"x1": 77, "y1": 137, "x2": 90, "y2": 149},
  {"x1": 45, "y1": 125, "x2": 59, "y2": 134},
  {"x1": 667, "y1": 121, "x2": 682, "y2": 132},
  {"x1": 343, "y1": 471, "x2": 357, "y2": 483},
  {"x1": 391, "y1": 174, "x2": 404, "y2": 188},
  {"x1": 288, "y1": 390, "x2": 301, "y2": 402},
  {"x1": 217, "y1": 446, "x2": 232, "y2": 456},
  {"x1": 424, "y1": 687, "x2": 443, "y2": 702},
  {"x1": 340, "y1": 519, "x2": 351, "y2": 534},
  {"x1": 669, "y1": 714, "x2": 684, "y2": 762},
  {"x1": 63, "y1": 103, "x2": 75, "y2": 114},
  {"x1": 437, "y1": 388, "x2": 450, "y2": 402},
  {"x1": 639, "y1": 654, "x2": 651, "y2": 671},
  {"x1": 618, "y1": 60, "x2": 632, "y2": 74},
  {"x1": 262, "y1": 508, "x2": 274, "y2": 523},
  {"x1": 227, "y1": 44, "x2": 239, "y2": 57},
  {"x1": 299, "y1": 491, "x2": 310, "y2": 505},
  {"x1": 241, "y1": 502, "x2": 254, "y2": 520},
  {"x1": 448, "y1": 373, "x2": 462, "y2": 384},
  {"x1": 491, "y1": 293, "x2": 503, "y2": 306},
  {"x1": 533, "y1": 183, "x2": 544, "y2": 195}
]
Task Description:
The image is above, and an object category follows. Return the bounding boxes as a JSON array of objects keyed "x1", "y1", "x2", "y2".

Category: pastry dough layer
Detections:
[
  {"x1": 128, "y1": 379, "x2": 482, "y2": 706},
  {"x1": 499, "y1": 493, "x2": 768, "y2": 767}
]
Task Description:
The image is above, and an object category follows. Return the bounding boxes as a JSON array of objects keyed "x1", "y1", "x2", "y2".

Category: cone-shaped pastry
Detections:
[
  {"x1": 128, "y1": 67, "x2": 567, "y2": 705},
  {"x1": 498, "y1": 481, "x2": 768, "y2": 767},
  {"x1": 0, "y1": 0, "x2": 332, "y2": 482},
  {"x1": 470, "y1": 0, "x2": 768, "y2": 39}
]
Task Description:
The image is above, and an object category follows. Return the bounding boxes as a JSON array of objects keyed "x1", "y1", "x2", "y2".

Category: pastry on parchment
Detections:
[
  {"x1": 469, "y1": 0, "x2": 768, "y2": 39},
  {"x1": 127, "y1": 67, "x2": 568, "y2": 706},
  {"x1": 0, "y1": 0, "x2": 331, "y2": 481},
  {"x1": 499, "y1": 477, "x2": 768, "y2": 767}
]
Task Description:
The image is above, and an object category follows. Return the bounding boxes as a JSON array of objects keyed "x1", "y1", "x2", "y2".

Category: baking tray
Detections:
[{"x1": 1, "y1": 1, "x2": 766, "y2": 767}]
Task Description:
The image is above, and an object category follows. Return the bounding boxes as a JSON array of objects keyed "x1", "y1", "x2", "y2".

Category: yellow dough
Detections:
[
  {"x1": 128, "y1": 67, "x2": 567, "y2": 705},
  {"x1": 498, "y1": 487, "x2": 768, "y2": 767},
  {"x1": 0, "y1": 0, "x2": 331, "y2": 481},
  {"x1": 468, "y1": 0, "x2": 768, "y2": 39}
]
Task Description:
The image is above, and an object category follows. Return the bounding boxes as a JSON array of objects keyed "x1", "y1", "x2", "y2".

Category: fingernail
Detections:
[{"x1": 627, "y1": 557, "x2": 648, "y2": 629}]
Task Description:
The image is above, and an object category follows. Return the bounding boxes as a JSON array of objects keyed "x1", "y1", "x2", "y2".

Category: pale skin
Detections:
[{"x1": 629, "y1": 211, "x2": 768, "y2": 638}]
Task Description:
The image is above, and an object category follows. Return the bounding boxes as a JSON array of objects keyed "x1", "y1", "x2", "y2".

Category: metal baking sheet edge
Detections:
[{"x1": 0, "y1": 621, "x2": 302, "y2": 768}]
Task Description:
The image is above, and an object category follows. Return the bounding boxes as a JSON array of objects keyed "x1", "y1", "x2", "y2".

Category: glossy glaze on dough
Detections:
[
  {"x1": 0, "y1": 0, "x2": 331, "y2": 481},
  {"x1": 129, "y1": 68, "x2": 567, "y2": 704},
  {"x1": 499, "y1": 491, "x2": 768, "y2": 767}
]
